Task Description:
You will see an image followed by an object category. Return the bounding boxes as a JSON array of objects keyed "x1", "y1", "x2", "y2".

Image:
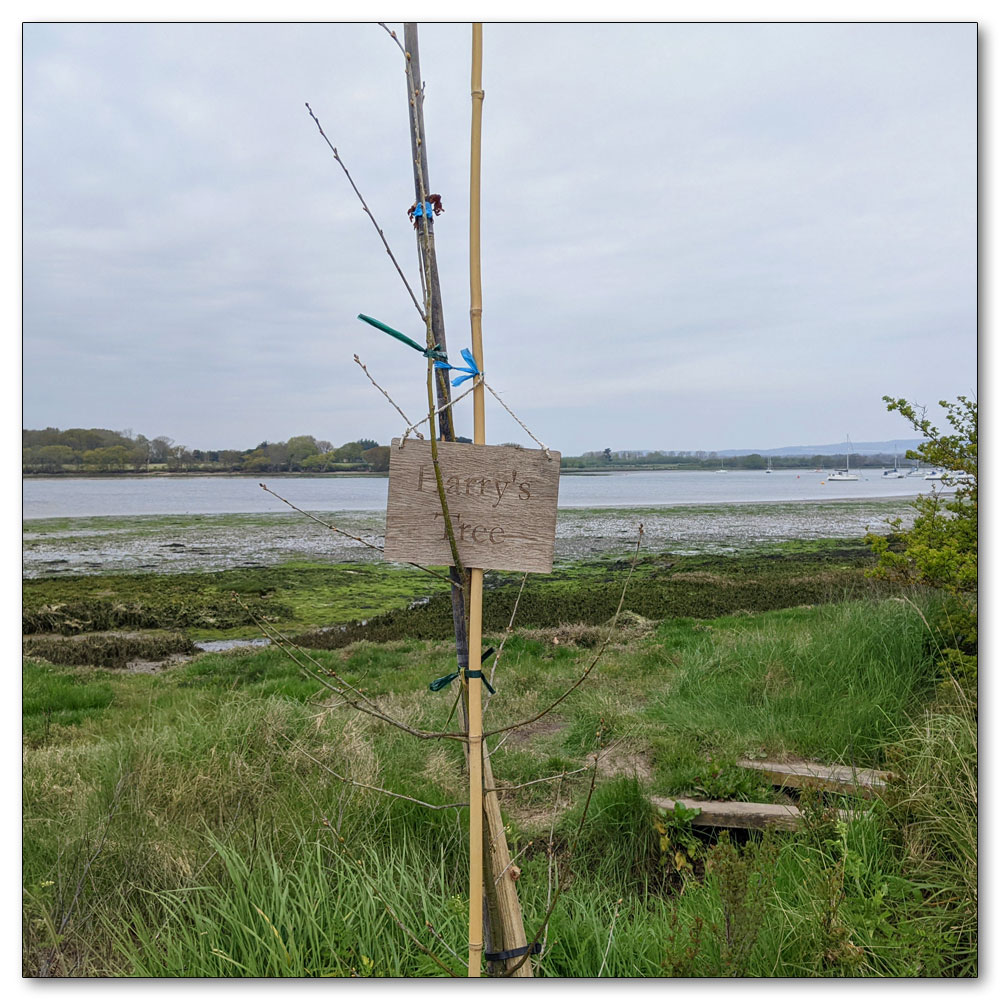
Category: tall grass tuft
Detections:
[
  {"x1": 888, "y1": 681, "x2": 977, "y2": 975},
  {"x1": 649, "y1": 598, "x2": 939, "y2": 764},
  {"x1": 103, "y1": 834, "x2": 469, "y2": 977}
]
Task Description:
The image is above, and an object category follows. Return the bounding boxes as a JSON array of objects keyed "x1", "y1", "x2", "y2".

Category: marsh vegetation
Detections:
[{"x1": 22, "y1": 535, "x2": 976, "y2": 976}]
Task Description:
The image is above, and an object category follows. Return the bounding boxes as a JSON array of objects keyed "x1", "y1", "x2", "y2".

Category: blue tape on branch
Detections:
[{"x1": 434, "y1": 347, "x2": 481, "y2": 386}]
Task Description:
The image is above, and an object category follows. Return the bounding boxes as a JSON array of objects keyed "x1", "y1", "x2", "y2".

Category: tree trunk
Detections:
[{"x1": 402, "y1": 22, "x2": 532, "y2": 977}]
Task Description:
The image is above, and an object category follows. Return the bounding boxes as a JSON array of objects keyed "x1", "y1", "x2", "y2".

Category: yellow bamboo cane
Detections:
[{"x1": 466, "y1": 20, "x2": 486, "y2": 979}]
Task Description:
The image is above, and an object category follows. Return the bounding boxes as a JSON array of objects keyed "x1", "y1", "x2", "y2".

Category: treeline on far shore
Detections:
[
  {"x1": 23, "y1": 427, "x2": 915, "y2": 476},
  {"x1": 564, "y1": 449, "x2": 915, "y2": 471},
  {"x1": 22, "y1": 428, "x2": 395, "y2": 474}
]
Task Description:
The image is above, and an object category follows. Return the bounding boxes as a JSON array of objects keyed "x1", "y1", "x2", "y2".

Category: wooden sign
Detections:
[{"x1": 384, "y1": 439, "x2": 561, "y2": 573}]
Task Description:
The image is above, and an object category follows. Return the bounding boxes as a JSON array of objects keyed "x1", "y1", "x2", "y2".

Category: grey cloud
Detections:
[{"x1": 23, "y1": 22, "x2": 975, "y2": 454}]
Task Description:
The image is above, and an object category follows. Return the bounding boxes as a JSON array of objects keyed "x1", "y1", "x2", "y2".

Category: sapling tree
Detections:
[{"x1": 260, "y1": 22, "x2": 645, "y2": 977}]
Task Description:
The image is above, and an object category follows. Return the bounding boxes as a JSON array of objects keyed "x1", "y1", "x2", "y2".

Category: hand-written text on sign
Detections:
[{"x1": 384, "y1": 439, "x2": 561, "y2": 573}]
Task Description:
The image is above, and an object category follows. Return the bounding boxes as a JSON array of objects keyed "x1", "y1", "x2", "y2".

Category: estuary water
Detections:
[
  {"x1": 22, "y1": 470, "x2": 946, "y2": 577},
  {"x1": 22, "y1": 469, "x2": 942, "y2": 520}
]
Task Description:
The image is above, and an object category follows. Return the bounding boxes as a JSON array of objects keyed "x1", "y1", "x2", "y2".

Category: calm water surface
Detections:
[
  {"x1": 22, "y1": 469, "x2": 943, "y2": 520},
  {"x1": 22, "y1": 471, "x2": 949, "y2": 576}
]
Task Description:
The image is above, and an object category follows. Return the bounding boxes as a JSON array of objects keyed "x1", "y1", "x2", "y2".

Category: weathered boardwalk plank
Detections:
[
  {"x1": 652, "y1": 796, "x2": 807, "y2": 832},
  {"x1": 737, "y1": 759, "x2": 892, "y2": 799}
]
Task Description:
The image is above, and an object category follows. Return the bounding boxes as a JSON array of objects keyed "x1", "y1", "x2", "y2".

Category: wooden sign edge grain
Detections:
[{"x1": 384, "y1": 438, "x2": 561, "y2": 573}]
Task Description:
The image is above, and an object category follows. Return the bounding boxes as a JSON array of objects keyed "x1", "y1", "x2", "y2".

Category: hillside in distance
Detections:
[{"x1": 719, "y1": 438, "x2": 926, "y2": 458}]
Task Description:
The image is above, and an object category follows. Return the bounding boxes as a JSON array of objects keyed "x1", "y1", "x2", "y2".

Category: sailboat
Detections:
[
  {"x1": 716, "y1": 456, "x2": 728, "y2": 474},
  {"x1": 881, "y1": 444, "x2": 904, "y2": 479},
  {"x1": 765, "y1": 456, "x2": 773, "y2": 474},
  {"x1": 827, "y1": 435, "x2": 859, "y2": 481}
]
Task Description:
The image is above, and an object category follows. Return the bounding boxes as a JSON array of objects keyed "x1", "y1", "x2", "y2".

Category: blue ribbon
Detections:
[{"x1": 434, "y1": 347, "x2": 481, "y2": 387}]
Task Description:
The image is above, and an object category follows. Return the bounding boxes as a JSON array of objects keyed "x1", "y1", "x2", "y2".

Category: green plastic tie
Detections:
[
  {"x1": 464, "y1": 669, "x2": 496, "y2": 695},
  {"x1": 428, "y1": 670, "x2": 460, "y2": 692},
  {"x1": 357, "y1": 313, "x2": 448, "y2": 362},
  {"x1": 428, "y1": 648, "x2": 497, "y2": 694}
]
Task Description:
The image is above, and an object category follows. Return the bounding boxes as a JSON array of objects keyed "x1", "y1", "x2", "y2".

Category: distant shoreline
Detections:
[{"x1": 21, "y1": 464, "x2": 886, "y2": 481}]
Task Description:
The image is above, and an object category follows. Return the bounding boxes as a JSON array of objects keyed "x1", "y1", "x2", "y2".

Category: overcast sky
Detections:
[{"x1": 22, "y1": 21, "x2": 977, "y2": 455}]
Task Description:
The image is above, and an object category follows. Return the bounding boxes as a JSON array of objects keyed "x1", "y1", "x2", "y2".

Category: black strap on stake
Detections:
[{"x1": 485, "y1": 942, "x2": 542, "y2": 963}]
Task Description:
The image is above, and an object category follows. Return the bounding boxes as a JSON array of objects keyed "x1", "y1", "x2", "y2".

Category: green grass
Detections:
[
  {"x1": 21, "y1": 575, "x2": 976, "y2": 977},
  {"x1": 645, "y1": 599, "x2": 935, "y2": 765}
]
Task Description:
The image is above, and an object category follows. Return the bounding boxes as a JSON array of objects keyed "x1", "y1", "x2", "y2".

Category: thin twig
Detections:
[
  {"x1": 493, "y1": 840, "x2": 532, "y2": 886},
  {"x1": 272, "y1": 728, "x2": 466, "y2": 811},
  {"x1": 541, "y1": 772, "x2": 563, "y2": 959},
  {"x1": 378, "y1": 21, "x2": 406, "y2": 53},
  {"x1": 426, "y1": 921, "x2": 462, "y2": 961},
  {"x1": 483, "y1": 525, "x2": 645, "y2": 739},
  {"x1": 305, "y1": 102, "x2": 425, "y2": 322},
  {"x1": 398, "y1": 379, "x2": 479, "y2": 445},
  {"x1": 235, "y1": 596, "x2": 466, "y2": 743},
  {"x1": 485, "y1": 730, "x2": 512, "y2": 758},
  {"x1": 486, "y1": 764, "x2": 591, "y2": 794},
  {"x1": 354, "y1": 355, "x2": 423, "y2": 438},
  {"x1": 483, "y1": 572, "x2": 528, "y2": 718},
  {"x1": 483, "y1": 381, "x2": 552, "y2": 459},
  {"x1": 259, "y1": 482, "x2": 382, "y2": 552},
  {"x1": 503, "y1": 756, "x2": 602, "y2": 976},
  {"x1": 258, "y1": 482, "x2": 455, "y2": 587}
]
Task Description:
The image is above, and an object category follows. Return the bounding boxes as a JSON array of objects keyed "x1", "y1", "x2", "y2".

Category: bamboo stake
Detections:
[
  {"x1": 467, "y1": 24, "x2": 534, "y2": 978},
  {"x1": 466, "y1": 21, "x2": 486, "y2": 978}
]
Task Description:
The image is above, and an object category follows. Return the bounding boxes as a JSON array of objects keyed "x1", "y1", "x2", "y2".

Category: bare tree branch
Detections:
[
  {"x1": 273, "y1": 728, "x2": 467, "y2": 811},
  {"x1": 485, "y1": 764, "x2": 591, "y2": 794},
  {"x1": 501, "y1": 755, "x2": 601, "y2": 976},
  {"x1": 304, "y1": 101, "x2": 426, "y2": 322},
  {"x1": 234, "y1": 595, "x2": 467, "y2": 743},
  {"x1": 483, "y1": 525, "x2": 645, "y2": 739},
  {"x1": 483, "y1": 572, "x2": 528, "y2": 719},
  {"x1": 353, "y1": 354, "x2": 424, "y2": 437},
  {"x1": 258, "y1": 481, "x2": 455, "y2": 588}
]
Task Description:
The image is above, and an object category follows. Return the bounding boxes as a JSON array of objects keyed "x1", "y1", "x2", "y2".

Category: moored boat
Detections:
[{"x1": 827, "y1": 435, "x2": 859, "y2": 482}]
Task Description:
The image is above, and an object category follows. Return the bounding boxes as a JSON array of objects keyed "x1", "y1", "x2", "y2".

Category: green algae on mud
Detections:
[
  {"x1": 296, "y1": 538, "x2": 894, "y2": 648},
  {"x1": 23, "y1": 631, "x2": 196, "y2": 670},
  {"x1": 21, "y1": 539, "x2": 890, "y2": 654},
  {"x1": 22, "y1": 561, "x2": 436, "y2": 641}
]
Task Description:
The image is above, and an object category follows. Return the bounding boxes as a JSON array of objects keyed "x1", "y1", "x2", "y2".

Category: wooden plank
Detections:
[
  {"x1": 384, "y1": 439, "x2": 560, "y2": 573},
  {"x1": 737, "y1": 759, "x2": 891, "y2": 799},
  {"x1": 651, "y1": 795, "x2": 807, "y2": 832}
]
